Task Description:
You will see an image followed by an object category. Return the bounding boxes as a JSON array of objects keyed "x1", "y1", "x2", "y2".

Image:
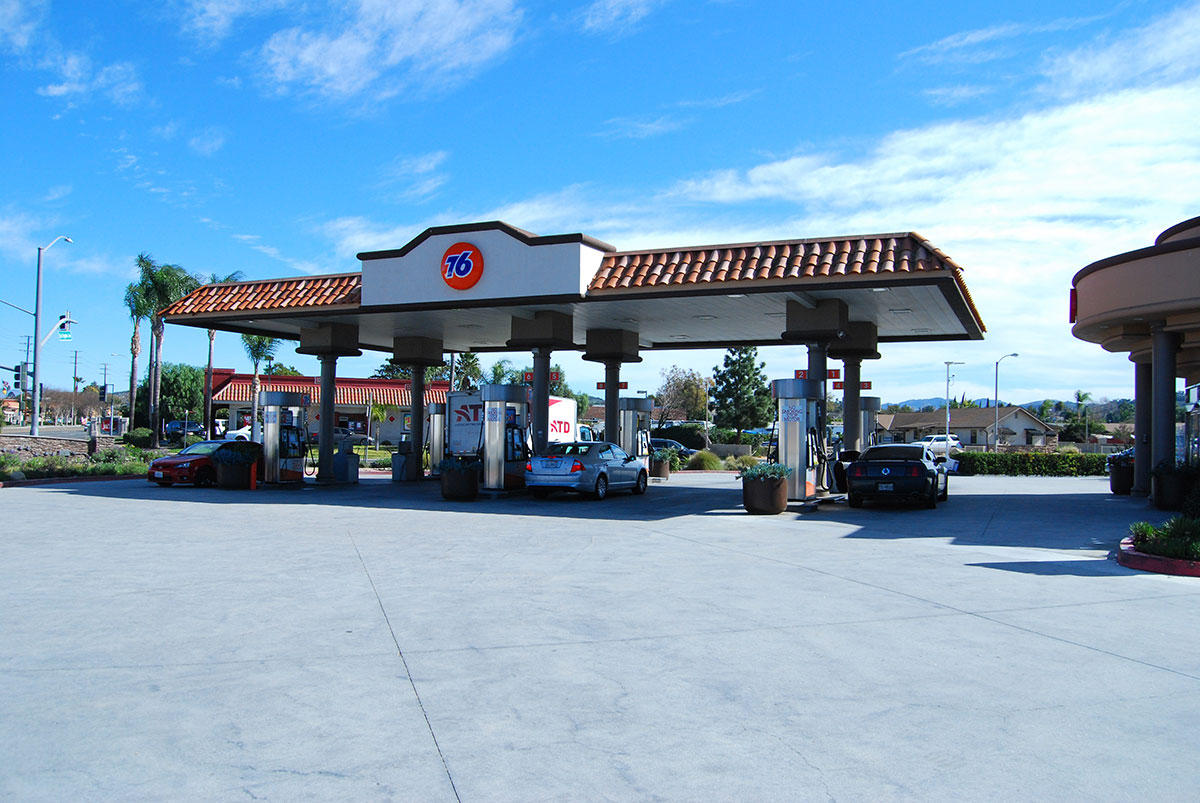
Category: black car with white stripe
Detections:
[{"x1": 846, "y1": 444, "x2": 948, "y2": 509}]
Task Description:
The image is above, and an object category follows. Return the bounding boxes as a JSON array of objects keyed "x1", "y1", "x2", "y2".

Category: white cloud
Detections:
[
  {"x1": 581, "y1": 0, "x2": 666, "y2": 33},
  {"x1": 1041, "y1": 0, "x2": 1200, "y2": 96},
  {"x1": 188, "y1": 127, "x2": 227, "y2": 156},
  {"x1": 900, "y1": 13, "x2": 1107, "y2": 65},
  {"x1": 36, "y1": 52, "x2": 142, "y2": 106},
  {"x1": 258, "y1": 0, "x2": 521, "y2": 101},
  {"x1": 597, "y1": 114, "x2": 686, "y2": 139},
  {"x1": 42, "y1": 184, "x2": 71, "y2": 202},
  {"x1": 0, "y1": 0, "x2": 44, "y2": 53},
  {"x1": 922, "y1": 85, "x2": 993, "y2": 106},
  {"x1": 181, "y1": 0, "x2": 292, "y2": 43},
  {"x1": 380, "y1": 150, "x2": 450, "y2": 200}
]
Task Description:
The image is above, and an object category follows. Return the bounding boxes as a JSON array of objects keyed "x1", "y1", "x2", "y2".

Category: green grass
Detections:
[{"x1": 1129, "y1": 517, "x2": 1200, "y2": 561}]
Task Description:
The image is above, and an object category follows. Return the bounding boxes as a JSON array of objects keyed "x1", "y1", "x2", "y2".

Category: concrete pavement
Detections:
[{"x1": 2, "y1": 474, "x2": 1197, "y2": 799}]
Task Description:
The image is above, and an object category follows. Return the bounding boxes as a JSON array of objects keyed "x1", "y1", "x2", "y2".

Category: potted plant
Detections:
[
  {"x1": 1108, "y1": 448, "x2": 1134, "y2": 495},
  {"x1": 1153, "y1": 460, "x2": 1199, "y2": 511},
  {"x1": 439, "y1": 455, "x2": 481, "y2": 500},
  {"x1": 211, "y1": 441, "x2": 264, "y2": 489},
  {"x1": 650, "y1": 448, "x2": 674, "y2": 480},
  {"x1": 738, "y1": 462, "x2": 792, "y2": 515}
]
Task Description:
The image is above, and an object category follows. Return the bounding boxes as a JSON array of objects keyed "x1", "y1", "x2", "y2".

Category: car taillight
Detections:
[
  {"x1": 525, "y1": 461, "x2": 532, "y2": 472},
  {"x1": 570, "y1": 460, "x2": 584, "y2": 473},
  {"x1": 908, "y1": 465, "x2": 922, "y2": 476},
  {"x1": 850, "y1": 464, "x2": 865, "y2": 477}
]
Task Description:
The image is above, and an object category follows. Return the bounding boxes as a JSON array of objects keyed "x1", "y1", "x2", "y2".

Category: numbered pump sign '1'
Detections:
[{"x1": 441, "y1": 242, "x2": 484, "y2": 290}]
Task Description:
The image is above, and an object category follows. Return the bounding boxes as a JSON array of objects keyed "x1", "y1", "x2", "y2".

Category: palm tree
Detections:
[
  {"x1": 122, "y1": 282, "x2": 152, "y2": 429},
  {"x1": 1075, "y1": 389, "x2": 1093, "y2": 441},
  {"x1": 202, "y1": 271, "x2": 245, "y2": 438},
  {"x1": 488, "y1": 359, "x2": 512, "y2": 384},
  {"x1": 454, "y1": 352, "x2": 483, "y2": 391},
  {"x1": 138, "y1": 254, "x2": 200, "y2": 446},
  {"x1": 241, "y1": 334, "x2": 279, "y2": 442}
]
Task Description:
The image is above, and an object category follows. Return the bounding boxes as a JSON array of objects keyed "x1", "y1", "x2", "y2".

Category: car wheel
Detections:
[
  {"x1": 925, "y1": 483, "x2": 938, "y2": 509},
  {"x1": 938, "y1": 476, "x2": 949, "y2": 501},
  {"x1": 632, "y1": 471, "x2": 648, "y2": 495},
  {"x1": 236, "y1": 435, "x2": 248, "y2": 441},
  {"x1": 195, "y1": 468, "x2": 215, "y2": 488},
  {"x1": 531, "y1": 487, "x2": 551, "y2": 499},
  {"x1": 592, "y1": 474, "x2": 608, "y2": 500},
  {"x1": 156, "y1": 481, "x2": 173, "y2": 487},
  {"x1": 847, "y1": 492, "x2": 863, "y2": 508}
]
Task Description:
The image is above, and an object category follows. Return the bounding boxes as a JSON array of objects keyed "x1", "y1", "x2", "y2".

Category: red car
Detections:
[{"x1": 147, "y1": 440, "x2": 227, "y2": 487}]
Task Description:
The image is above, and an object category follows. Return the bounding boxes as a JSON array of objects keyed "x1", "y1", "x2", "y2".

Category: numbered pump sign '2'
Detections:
[{"x1": 441, "y1": 242, "x2": 484, "y2": 291}]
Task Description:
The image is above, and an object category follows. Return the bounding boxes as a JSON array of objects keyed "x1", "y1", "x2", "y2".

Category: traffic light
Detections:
[
  {"x1": 58, "y1": 312, "x2": 70, "y2": 332},
  {"x1": 16, "y1": 363, "x2": 28, "y2": 391},
  {"x1": 98, "y1": 385, "x2": 107, "y2": 402}
]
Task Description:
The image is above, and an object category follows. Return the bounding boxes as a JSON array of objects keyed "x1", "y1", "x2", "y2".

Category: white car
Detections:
[
  {"x1": 917, "y1": 434, "x2": 962, "y2": 455},
  {"x1": 225, "y1": 424, "x2": 253, "y2": 441}
]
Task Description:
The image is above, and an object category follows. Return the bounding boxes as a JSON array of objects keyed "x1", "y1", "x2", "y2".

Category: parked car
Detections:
[
  {"x1": 525, "y1": 441, "x2": 648, "y2": 500},
  {"x1": 916, "y1": 434, "x2": 962, "y2": 455},
  {"x1": 309, "y1": 426, "x2": 374, "y2": 446},
  {"x1": 146, "y1": 440, "x2": 229, "y2": 486},
  {"x1": 845, "y1": 443, "x2": 948, "y2": 509},
  {"x1": 225, "y1": 424, "x2": 254, "y2": 441},
  {"x1": 650, "y1": 438, "x2": 697, "y2": 458},
  {"x1": 164, "y1": 420, "x2": 205, "y2": 440}
]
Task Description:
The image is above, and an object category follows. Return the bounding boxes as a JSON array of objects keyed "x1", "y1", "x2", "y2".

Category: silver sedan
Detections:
[{"x1": 526, "y1": 441, "x2": 648, "y2": 500}]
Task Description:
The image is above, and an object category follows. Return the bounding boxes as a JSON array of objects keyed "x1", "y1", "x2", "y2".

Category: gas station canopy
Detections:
[{"x1": 161, "y1": 221, "x2": 985, "y2": 352}]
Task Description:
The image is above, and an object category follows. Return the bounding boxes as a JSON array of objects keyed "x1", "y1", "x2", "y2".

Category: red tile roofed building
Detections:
[{"x1": 209, "y1": 368, "x2": 449, "y2": 442}]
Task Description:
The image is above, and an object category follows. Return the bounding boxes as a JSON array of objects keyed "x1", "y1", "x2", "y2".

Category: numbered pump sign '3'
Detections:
[{"x1": 441, "y1": 242, "x2": 484, "y2": 290}]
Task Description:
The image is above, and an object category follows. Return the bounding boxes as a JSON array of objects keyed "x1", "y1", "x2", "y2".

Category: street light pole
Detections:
[
  {"x1": 993, "y1": 353, "x2": 1018, "y2": 452},
  {"x1": 31, "y1": 235, "x2": 72, "y2": 435},
  {"x1": 945, "y1": 361, "x2": 963, "y2": 449}
]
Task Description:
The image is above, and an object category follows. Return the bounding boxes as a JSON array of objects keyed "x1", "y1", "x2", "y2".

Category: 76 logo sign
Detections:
[{"x1": 441, "y1": 242, "x2": 484, "y2": 290}]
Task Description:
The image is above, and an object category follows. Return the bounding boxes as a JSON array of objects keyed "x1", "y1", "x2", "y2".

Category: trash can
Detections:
[
  {"x1": 391, "y1": 451, "x2": 407, "y2": 481},
  {"x1": 332, "y1": 451, "x2": 359, "y2": 483}
]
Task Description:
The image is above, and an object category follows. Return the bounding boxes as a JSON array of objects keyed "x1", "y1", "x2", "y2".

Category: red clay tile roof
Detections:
[
  {"x1": 162, "y1": 274, "x2": 361, "y2": 318},
  {"x1": 588, "y1": 234, "x2": 961, "y2": 291},
  {"x1": 212, "y1": 375, "x2": 448, "y2": 406}
]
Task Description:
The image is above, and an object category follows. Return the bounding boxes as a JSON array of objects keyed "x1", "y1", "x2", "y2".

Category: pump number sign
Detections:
[{"x1": 442, "y1": 242, "x2": 484, "y2": 290}]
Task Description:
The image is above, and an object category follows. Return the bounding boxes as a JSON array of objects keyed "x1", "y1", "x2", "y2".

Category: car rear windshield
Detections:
[
  {"x1": 543, "y1": 443, "x2": 594, "y2": 456},
  {"x1": 180, "y1": 442, "x2": 222, "y2": 455},
  {"x1": 860, "y1": 446, "x2": 925, "y2": 461}
]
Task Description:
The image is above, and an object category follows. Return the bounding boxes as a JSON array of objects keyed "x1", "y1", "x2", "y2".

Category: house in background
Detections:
[{"x1": 876, "y1": 406, "x2": 1057, "y2": 449}]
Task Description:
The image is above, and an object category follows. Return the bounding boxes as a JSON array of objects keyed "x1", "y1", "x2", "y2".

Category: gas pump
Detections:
[
  {"x1": 260, "y1": 391, "x2": 310, "y2": 483},
  {"x1": 481, "y1": 384, "x2": 530, "y2": 490},
  {"x1": 427, "y1": 403, "x2": 446, "y2": 477},
  {"x1": 770, "y1": 378, "x2": 823, "y2": 501},
  {"x1": 618, "y1": 397, "x2": 653, "y2": 469},
  {"x1": 860, "y1": 396, "x2": 881, "y2": 449}
]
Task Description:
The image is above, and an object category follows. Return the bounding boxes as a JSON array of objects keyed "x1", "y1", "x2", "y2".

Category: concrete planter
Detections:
[
  {"x1": 440, "y1": 469, "x2": 478, "y2": 500},
  {"x1": 742, "y1": 477, "x2": 788, "y2": 514},
  {"x1": 650, "y1": 459, "x2": 670, "y2": 479},
  {"x1": 1109, "y1": 463, "x2": 1133, "y2": 495},
  {"x1": 710, "y1": 443, "x2": 752, "y2": 458}
]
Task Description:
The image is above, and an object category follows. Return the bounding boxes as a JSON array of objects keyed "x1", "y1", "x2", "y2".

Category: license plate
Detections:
[
  {"x1": 877, "y1": 482, "x2": 893, "y2": 491},
  {"x1": 154, "y1": 471, "x2": 164, "y2": 478}
]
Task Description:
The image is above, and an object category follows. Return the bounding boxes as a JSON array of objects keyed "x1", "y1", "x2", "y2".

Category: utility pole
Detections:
[{"x1": 71, "y1": 349, "x2": 80, "y2": 425}]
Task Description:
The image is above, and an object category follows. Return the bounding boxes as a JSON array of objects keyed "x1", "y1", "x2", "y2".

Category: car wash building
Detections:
[{"x1": 162, "y1": 220, "x2": 986, "y2": 484}]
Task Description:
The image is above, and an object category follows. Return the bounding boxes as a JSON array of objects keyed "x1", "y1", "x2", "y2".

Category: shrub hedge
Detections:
[
  {"x1": 955, "y1": 451, "x2": 1107, "y2": 476},
  {"x1": 0, "y1": 453, "x2": 149, "y2": 481},
  {"x1": 651, "y1": 425, "x2": 707, "y2": 450},
  {"x1": 124, "y1": 427, "x2": 154, "y2": 448},
  {"x1": 1129, "y1": 517, "x2": 1200, "y2": 560},
  {"x1": 684, "y1": 450, "x2": 724, "y2": 471}
]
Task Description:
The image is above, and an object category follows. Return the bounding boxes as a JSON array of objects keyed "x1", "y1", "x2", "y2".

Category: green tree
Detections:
[
  {"x1": 122, "y1": 282, "x2": 153, "y2": 428},
  {"x1": 512, "y1": 363, "x2": 572, "y2": 396},
  {"x1": 137, "y1": 254, "x2": 200, "y2": 445},
  {"x1": 241, "y1": 334, "x2": 279, "y2": 439},
  {"x1": 452, "y1": 352, "x2": 483, "y2": 391},
  {"x1": 488, "y1": 359, "x2": 516, "y2": 384},
  {"x1": 264, "y1": 363, "x2": 303, "y2": 376},
  {"x1": 655, "y1": 366, "x2": 709, "y2": 427},
  {"x1": 710, "y1": 347, "x2": 773, "y2": 437},
  {"x1": 133, "y1": 363, "x2": 204, "y2": 426},
  {"x1": 202, "y1": 271, "x2": 244, "y2": 437},
  {"x1": 373, "y1": 359, "x2": 449, "y2": 381}
]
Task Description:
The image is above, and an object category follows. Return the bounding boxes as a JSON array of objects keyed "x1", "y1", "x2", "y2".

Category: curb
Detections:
[
  {"x1": 0, "y1": 473, "x2": 145, "y2": 489},
  {"x1": 1117, "y1": 537, "x2": 1200, "y2": 577}
]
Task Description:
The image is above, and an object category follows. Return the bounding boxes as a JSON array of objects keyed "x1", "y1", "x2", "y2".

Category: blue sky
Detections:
[{"x1": 2, "y1": 0, "x2": 1199, "y2": 406}]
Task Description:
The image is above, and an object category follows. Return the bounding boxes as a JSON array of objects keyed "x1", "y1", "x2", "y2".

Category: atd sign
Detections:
[{"x1": 441, "y1": 242, "x2": 484, "y2": 290}]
